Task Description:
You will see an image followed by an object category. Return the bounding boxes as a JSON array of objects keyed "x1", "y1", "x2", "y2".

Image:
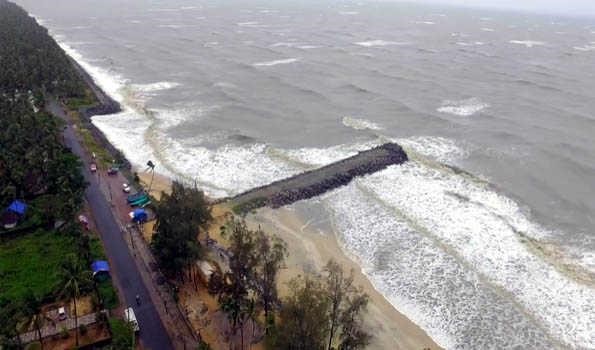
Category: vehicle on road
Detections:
[
  {"x1": 107, "y1": 166, "x2": 118, "y2": 175},
  {"x1": 123, "y1": 183, "x2": 131, "y2": 193},
  {"x1": 125, "y1": 307, "x2": 140, "y2": 332},
  {"x1": 126, "y1": 191, "x2": 147, "y2": 203},
  {"x1": 90, "y1": 162, "x2": 97, "y2": 172},
  {"x1": 58, "y1": 306, "x2": 67, "y2": 320}
]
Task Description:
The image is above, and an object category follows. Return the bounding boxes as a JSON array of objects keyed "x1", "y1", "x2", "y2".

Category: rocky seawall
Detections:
[{"x1": 228, "y1": 143, "x2": 408, "y2": 211}]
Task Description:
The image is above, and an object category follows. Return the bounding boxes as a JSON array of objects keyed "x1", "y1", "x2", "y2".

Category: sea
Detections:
[{"x1": 15, "y1": 0, "x2": 595, "y2": 348}]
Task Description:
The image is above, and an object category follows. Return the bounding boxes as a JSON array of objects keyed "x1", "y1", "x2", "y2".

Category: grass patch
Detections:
[{"x1": 0, "y1": 229, "x2": 77, "y2": 304}]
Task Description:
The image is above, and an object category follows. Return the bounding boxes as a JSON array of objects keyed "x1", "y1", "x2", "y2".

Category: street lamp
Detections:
[{"x1": 146, "y1": 160, "x2": 155, "y2": 194}]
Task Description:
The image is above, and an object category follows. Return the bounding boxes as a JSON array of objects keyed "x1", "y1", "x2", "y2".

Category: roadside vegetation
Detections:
[
  {"x1": 0, "y1": 1, "x2": 119, "y2": 348},
  {"x1": 150, "y1": 179, "x2": 371, "y2": 349}
]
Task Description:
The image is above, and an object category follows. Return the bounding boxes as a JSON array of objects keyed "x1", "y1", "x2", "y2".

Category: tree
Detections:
[
  {"x1": 337, "y1": 293, "x2": 370, "y2": 350},
  {"x1": 0, "y1": 299, "x2": 23, "y2": 349},
  {"x1": 24, "y1": 291, "x2": 46, "y2": 349},
  {"x1": 324, "y1": 260, "x2": 353, "y2": 350},
  {"x1": 55, "y1": 256, "x2": 92, "y2": 347},
  {"x1": 276, "y1": 276, "x2": 330, "y2": 350},
  {"x1": 152, "y1": 181, "x2": 211, "y2": 278},
  {"x1": 219, "y1": 218, "x2": 258, "y2": 349},
  {"x1": 252, "y1": 228, "x2": 287, "y2": 334}
]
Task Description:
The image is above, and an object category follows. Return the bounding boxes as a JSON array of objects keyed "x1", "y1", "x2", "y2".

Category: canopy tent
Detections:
[
  {"x1": 91, "y1": 260, "x2": 110, "y2": 276},
  {"x1": 129, "y1": 208, "x2": 148, "y2": 223},
  {"x1": 7, "y1": 200, "x2": 27, "y2": 216}
]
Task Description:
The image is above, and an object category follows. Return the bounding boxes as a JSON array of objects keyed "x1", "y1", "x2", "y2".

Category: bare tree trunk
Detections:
[
  {"x1": 36, "y1": 318, "x2": 44, "y2": 350},
  {"x1": 73, "y1": 297, "x2": 79, "y2": 346}
]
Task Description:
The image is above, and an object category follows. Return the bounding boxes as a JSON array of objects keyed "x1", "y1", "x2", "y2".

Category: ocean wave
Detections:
[
  {"x1": 397, "y1": 136, "x2": 469, "y2": 164},
  {"x1": 296, "y1": 45, "x2": 321, "y2": 49},
  {"x1": 437, "y1": 98, "x2": 489, "y2": 117},
  {"x1": 356, "y1": 162, "x2": 595, "y2": 348},
  {"x1": 339, "y1": 11, "x2": 359, "y2": 15},
  {"x1": 354, "y1": 40, "x2": 408, "y2": 47},
  {"x1": 414, "y1": 21, "x2": 435, "y2": 25},
  {"x1": 131, "y1": 81, "x2": 180, "y2": 93},
  {"x1": 342, "y1": 116, "x2": 383, "y2": 131},
  {"x1": 57, "y1": 41, "x2": 127, "y2": 103},
  {"x1": 480, "y1": 27, "x2": 495, "y2": 32},
  {"x1": 573, "y1": 44, "x2": 595, "y2": 52},
  {"x1": 324, "y1": 182, "x2": 556, "y2": 349},
  {"x1": 253, "y1": 58, "x2": 299, "y2": 67},
  {"x1": 509, "y1": 40, "x2": 546, "y2": 48}
]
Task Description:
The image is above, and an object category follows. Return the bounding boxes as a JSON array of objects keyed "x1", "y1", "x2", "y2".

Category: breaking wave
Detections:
[
  {"x1": 253, "y1": 58, "x2": 300, "y2": 67},
  {"x1": 437, "y1": 98, "x2": 489, "y2": 117}
]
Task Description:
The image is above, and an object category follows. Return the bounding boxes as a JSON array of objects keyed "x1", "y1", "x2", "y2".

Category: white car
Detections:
[
  {"x1": 122, "y1": 183, "x2": 131, "y2": 193},
  {"x1": 124, "y1": 307, "x2": 140, "y2": 332}
]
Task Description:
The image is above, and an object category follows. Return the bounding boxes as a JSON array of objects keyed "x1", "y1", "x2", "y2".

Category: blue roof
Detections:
[
  {"x1": 133, "y1": 208, "x2": 146, "y2": 216},
  {"x1": 91, "y1": 260, "x2": 110, "y2": 274},
  {"x1": 7, "y1": 200, "x2": 27, "y2": 215}
]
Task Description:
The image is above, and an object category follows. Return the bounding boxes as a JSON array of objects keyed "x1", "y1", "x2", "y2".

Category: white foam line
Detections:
[
  {"x1": 509, "y1": 40, "x2": 546, "y2": 48},
  {"x1": 253, "y1": 58, "x2": 299, "y2": 67}
]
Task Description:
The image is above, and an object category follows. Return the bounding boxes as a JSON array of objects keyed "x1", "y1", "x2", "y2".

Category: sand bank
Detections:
[{"x1": 248, "y1": 207, "x2": 439, "y2": 350}]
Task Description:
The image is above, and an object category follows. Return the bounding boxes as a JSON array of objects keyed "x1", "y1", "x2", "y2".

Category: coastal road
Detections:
[{"x1": 48, "y1": 100, "x2": 174, "y2": 350}]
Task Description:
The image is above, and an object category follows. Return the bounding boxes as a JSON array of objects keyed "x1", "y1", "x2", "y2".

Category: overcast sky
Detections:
[{"x1": 391, "y1": 0, "x2": 595, "y2": 17}]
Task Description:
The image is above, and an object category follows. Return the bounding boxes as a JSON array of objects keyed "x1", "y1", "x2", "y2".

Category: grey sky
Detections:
[{"x1": 389, "y1": 0, "x2": 595, "y2": 17}]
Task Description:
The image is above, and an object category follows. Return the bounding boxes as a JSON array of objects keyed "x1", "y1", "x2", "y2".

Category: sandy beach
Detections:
[{"x1": 138, "y1": 170, "x2": 439, "y2": 349}]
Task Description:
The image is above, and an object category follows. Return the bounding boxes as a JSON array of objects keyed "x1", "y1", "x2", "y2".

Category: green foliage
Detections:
[
  {"x1": 152, "y1": 181, "x2": 212, "y2": 277},
  {"x1": 0, "y1": 229, "x2": 78, "y2": 304},
  {"x1": 273, "y1": 261, "x2": 371, "y2": 350},
  {"x1": 108, "y1": 317, "x2": 135, "y2": 350},
  {"x1": 276, "y1": 276, "x2": 331, "y2": 350},
  {"x1": 97, "y1": 279, "x2": 119, "y2": 309},
  {"x1": 0, "y1": 0, "x2": 86, "y2": 96}
]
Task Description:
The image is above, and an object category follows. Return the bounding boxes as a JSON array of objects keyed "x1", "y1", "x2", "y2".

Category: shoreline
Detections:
[{"x1": 66, "y1": 37, "x2": 441, "y2": 350}]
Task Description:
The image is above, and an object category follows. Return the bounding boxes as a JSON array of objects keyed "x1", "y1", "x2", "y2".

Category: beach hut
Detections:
[
  {"x1": 91, "y1": 260, "x2": 110, "y2": 279},
  {"x1": 129, "y1": 208, "x2": 148, "y2": 223}
]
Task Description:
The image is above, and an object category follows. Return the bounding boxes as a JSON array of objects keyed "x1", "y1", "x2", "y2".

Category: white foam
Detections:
[
  {"x1": 481, "y1": 27, "x2": 495, "y2": 32},
  {"x1": 237, "y1": 21, "x2": 269, "y2": 28},
  {"x1": 437, "y1": 98, "x2": 489, "y2": 117},
  {"x1": 573, "y1": 44, "x2": 595, "y2": 52},
  {"x1": 354, "y1": 40, "x2": 407, "y2": 47},
  {"x1": 253, "y1": 58, "x2": 299, "y2": 67},
  {"x1": 57, "y1": 41, "x2": 127, "y2": 103},
  {"x1": 357, "y1": 163, "x2": 595, "y2": 348},
  {"x1": 131, "y1": 82, "x2": 180, "y2": 93},
  {"x1": 297, "y1": 45, "x2": 321, "y2": 49},
  {"x1": 342, "y1": 116, "x2": 383, "y2": 131},
  {"x1": 414, "y1": 21, "x2": 435, "y2": 25},
  {"x1": 339, "y1": 11, "x2": 359, "y2": 15},
  {"x1": 509, "y1": 40, "x2": 546, "y2": 48},
  {"x1": 269, "y1": 42, "x2": 298, "y2": 48},
  {"x1": 397, "y1": 136, "x2": 468, "y2": 164},
  {"x1": 158, "y1": 24, "x2": 185, "y2": 29}
]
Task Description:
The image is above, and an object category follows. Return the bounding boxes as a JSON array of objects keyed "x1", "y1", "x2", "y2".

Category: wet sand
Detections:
[{"x1": 250, "y1": 206, "x2": 440, "y2": 350}]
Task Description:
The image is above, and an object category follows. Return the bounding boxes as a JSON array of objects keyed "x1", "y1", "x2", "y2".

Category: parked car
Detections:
[
  {"x1": 123, "y1": 183, "x2": 131, "y2": 193},
  {"x1": 58, "y1": 306, "x2": 67, "y2": 320},
  {"x1": 125, "y1": 307, "x2": 140, "y2": 332},
  {"x1": 90, "y1": 163, "x2": 97, "y2": 172},
  {"x1": 107, "y1": 166, "x2": 118, "y2": 175}
]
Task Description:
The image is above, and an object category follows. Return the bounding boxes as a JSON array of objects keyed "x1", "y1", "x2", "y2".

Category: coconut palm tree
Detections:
[
  {"x1": 55, "y1": 256, "x2": 92, "y2": 347},
  {"x1": 24, "y1": 291, "x2": 45, "y2": 349}
]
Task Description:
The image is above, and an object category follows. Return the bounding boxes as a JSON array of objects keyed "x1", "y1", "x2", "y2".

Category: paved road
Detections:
[{"x1": 48, "y1": 100, "x2": 173, "y2": 350}]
